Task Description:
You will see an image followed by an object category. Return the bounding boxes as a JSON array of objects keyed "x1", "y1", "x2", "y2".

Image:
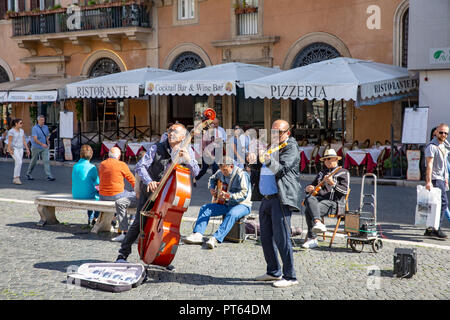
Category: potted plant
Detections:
[
  {"x1": 234, "y1": 0, "x2": 258, "y2": 15},
  {"x1": 383, "y1": 157, "x2": 407, "y2": 176}
]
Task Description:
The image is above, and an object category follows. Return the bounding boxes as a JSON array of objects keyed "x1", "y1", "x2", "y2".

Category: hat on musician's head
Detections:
[{"x1": 320, "y1": 148, "x2": 342, "y2": 161}]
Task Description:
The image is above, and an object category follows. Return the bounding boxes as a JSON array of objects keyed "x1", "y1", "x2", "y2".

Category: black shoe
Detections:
[
  {"x1": 435, "y1": 228, "x2": 448, "y2": 239},
  {"x1": 115, "y1": 255, "x2": 128, "y2": 263},
  {"x1": 424, "y1": 227, "x2": 433, "y2": 236},
  {"x1": 26, "y1": 174, "x2": 34, "y2": 180},
  {"x1": 47, "y1": 176, "x2": 55, "y2": 181},
  {"x1": 193, "y1": 178, "x2": 197, "y2": 187}
]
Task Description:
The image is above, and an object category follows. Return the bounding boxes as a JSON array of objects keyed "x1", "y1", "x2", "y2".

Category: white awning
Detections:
[
  {"x1": 244, "y1": 57, "x2": 419, "y2": 103},
  {"x1": 7, "y1": 90, "x2": 58, "y2": 102},
  {"x1": 0, "y1": 76, "x2": 86, "y2": 102},
  {"x1": 0, "y1": 92, "x2": 7, "y2": 103},
  {"x1": 145, "y1": 62, "x2": 281, "y2": 96},
  {"x1": 66, "y1": 67, "x2": 176, "y2": 98}
]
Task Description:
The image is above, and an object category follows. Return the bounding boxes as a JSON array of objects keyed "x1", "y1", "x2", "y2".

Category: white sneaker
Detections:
[
  {"x1": 254, "y1": 273, "x2": 282, "y2": 281},
  {"x1": 273, "y1": 279, "x2": 299, "y2": 288},
  {"x1": 312, "y1": 221, "x2": 327, "y2": 234},
  {"x1": 302, "y1": 238, "x2": 318, "y2": 249},
  {"x1": 206, "y1": 237, "x2": 217, "y2": 249},
  {"x1": 111, "y1": 233, "x2": 126, "y2": 242},
  {"x1": 184, "y1": 232, "x2": 203, "y2": 244}
]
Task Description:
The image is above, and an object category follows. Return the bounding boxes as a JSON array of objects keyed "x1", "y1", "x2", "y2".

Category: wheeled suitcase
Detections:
[
  {"x1": 66, "y1": 263, "x2": 146, "y2": 293},
  {"x1": 393, "y1": 248, "x2": 417, "y2": 278}
]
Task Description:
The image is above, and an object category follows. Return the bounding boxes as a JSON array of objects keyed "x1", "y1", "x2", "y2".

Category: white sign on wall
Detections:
[{"x1": 430, "y1": 47, "x2": 450, "y2": 64}]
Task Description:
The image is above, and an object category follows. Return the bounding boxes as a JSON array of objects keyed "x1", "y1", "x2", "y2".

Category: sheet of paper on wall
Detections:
[
  {"x1": 59, "y1": 111, "x2": 74, "y2": 139},
  {"x1": 401, "y1": 107, "x2": 428, "y2": 144}
]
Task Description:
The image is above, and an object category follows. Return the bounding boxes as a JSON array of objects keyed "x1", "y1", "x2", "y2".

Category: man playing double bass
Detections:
[
  {"x1": 248, "y1": 119, "x2": 302, "y2": 288},
  {"x1": 115, "y1": 123, "x2": 200, "y2": 262}
]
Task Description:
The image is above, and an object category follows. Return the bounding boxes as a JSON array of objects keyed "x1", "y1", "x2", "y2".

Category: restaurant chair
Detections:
[
  {"x1": 321, "y1": 188, "x2": 351, "y2": 248},
  {"x1": 375, "y1": 148, "x2": 386, "y2": 178},
  {"x1": 308, "y1": 145, "x2": 320, "y2": 174},
  {"x1": 361, "y1": 139, "x2": 370, "y2": 148},
  {"x1": 351, "y1": 140, "x2": 359, "y2": 150}
]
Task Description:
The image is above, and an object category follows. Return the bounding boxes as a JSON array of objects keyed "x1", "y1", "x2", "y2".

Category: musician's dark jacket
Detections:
[
  {"x1": 310, "y1": 167, "x2": 350, "y2": 202},
  {"x1": 263, "y1": 136, "x2": 302, "y2": 211}
]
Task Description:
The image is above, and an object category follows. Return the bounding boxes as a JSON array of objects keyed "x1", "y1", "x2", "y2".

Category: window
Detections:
[
  {"x1": 235, "y1": 0, "x2": 259, "y2": 36},
  {"x1": 178, "y1": 0, "x2": 195, "y2": 20}
]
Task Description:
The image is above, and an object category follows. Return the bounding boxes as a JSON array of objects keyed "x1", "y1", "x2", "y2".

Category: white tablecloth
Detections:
[
  {"x1": 102, "y1": 141, "x2": 117, "y2": 150},
  {"x1": 345, "y1": 150, "x2": 368, "y2": 165},
  {"x1": 298, "y1": 145, "x2": 316, "y2": 161}
]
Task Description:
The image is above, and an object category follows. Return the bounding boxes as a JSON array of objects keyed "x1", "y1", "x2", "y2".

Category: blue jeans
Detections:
[
  {"x1": 193, "y1": 203, "x2": 250, "y2": 242},
  {"x1": 87, "y1": 210, "x2": 99, "y2": 222},
  {"x1": 259, "y1": 197, "x2": 296, "y2": 281}
]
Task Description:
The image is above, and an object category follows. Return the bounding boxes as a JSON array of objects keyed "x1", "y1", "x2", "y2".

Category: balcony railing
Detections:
[{"x1": 11, "y1": 3, "x2": 151, "y2": 37}]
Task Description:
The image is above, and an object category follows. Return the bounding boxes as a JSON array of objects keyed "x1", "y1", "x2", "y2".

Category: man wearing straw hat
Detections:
[{"x1": 302, "y1": 148, "x2": 350, "y2": 249}]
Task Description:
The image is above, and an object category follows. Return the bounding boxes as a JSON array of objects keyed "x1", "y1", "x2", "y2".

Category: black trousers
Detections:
[
  {"x1": 304, "y1": 195, "x2": 337, "y2": 239},
  {"x1": 118, "y1": 189, "x2": 149, "y2": 259}
]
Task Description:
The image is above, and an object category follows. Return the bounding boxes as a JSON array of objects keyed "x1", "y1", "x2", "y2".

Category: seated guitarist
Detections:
[
  {"x1": 303, "y1": 148, "x2": 350, "y2": 249},
  {"x1": 184, "y1": 156, "x2": 252, "y2": 249}
]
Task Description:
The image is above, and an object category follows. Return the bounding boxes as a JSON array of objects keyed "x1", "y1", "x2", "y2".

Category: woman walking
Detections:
[{"x1": 7, "y1": 119, "x2": 30, "y2": 184}]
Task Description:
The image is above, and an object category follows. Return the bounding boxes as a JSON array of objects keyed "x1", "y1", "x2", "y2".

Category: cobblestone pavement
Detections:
[{"x1": 0, "y1": 160, "x2": 449, "y2": 301}]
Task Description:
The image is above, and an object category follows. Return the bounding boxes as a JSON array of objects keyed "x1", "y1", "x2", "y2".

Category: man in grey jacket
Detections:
[{"x1": 250, "y1": 119, "x2": 301, "y2": 288}]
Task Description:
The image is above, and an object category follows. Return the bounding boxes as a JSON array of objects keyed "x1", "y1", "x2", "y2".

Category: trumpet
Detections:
[{"x1": 259, "y1": 141, "x2": 288, "y2": 163}]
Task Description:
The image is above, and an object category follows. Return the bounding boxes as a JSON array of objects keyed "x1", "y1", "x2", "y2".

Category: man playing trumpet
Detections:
[{"x1": 248, "y1": 119, "x2": 301, "y2": 288}]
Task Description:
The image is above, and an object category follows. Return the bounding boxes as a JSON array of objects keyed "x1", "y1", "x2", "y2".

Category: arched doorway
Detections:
[
  {"x1": 291, "y1": 42, "x2": 345, "y2": 143},
  {"x1": 88, "y1": 58, "x2": 122, "y2": 78},
  {"x1": 86, "y1": 58, "x2": 122, "y2": 131},
  {"x1": 170, "y1": 51, "x2": 206, "y2": 72},
  {"x1": 168, "y1": 51, "x2": 207, "y2": 126}
]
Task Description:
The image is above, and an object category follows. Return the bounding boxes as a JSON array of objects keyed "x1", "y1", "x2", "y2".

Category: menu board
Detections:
[
  {"x1": 401, "y1": 107, "x2": 428, "y2": 144},
  {"x1": 59, "y1": 111, "x2": 74, "y2": 139}
]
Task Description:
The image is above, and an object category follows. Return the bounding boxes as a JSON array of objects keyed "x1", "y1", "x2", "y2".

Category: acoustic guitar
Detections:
[{"x1": 212, "y1": 180, "x2": 228, "y2": 205}]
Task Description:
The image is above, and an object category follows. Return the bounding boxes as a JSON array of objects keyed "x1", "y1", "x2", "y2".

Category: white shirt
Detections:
[{"x1": 7, "y1": 128, "x2": 25, "y2": 149}]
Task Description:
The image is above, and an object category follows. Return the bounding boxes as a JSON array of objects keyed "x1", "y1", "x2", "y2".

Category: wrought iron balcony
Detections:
[{"x1": 10, "y1": 3, "x2": 151, "y2": 37}]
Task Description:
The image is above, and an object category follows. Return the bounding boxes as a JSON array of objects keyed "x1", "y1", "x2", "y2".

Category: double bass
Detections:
[{"x1": 138, "y1": 109, "x2": 216, "y2": 267}]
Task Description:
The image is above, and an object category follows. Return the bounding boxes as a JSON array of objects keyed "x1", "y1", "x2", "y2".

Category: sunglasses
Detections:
[{"x1": 438, "y1": 131, "x2": 449, "y2": 135}]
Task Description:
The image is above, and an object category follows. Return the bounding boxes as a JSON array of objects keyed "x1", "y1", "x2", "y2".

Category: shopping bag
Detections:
[{"x1": 415, "y1": 185, "x2": 441, "y2": 229}]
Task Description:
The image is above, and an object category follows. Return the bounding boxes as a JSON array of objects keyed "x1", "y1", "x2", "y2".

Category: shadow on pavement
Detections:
[
  {"x1": 6, "y1": 221, "x2": 118, "y2": 242},
  {"x1": 145, "y1": 268, "x2": 267, "y2": 287},
  {"x1": 34, "y1": 259, "x2": 108, "y2": 273}
]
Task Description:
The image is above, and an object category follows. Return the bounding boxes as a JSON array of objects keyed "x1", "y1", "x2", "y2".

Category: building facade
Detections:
[
  {"x1": 0, "y1": 0, "x2": 412, "y2": 144},
  {"x1": 408, "y1": 0, "x2": 450, "y2": 136}
]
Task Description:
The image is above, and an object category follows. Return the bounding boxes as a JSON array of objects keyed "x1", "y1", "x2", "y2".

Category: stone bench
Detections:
[{"x1": 35, "y1": 194, "x2": 135, "y2": 233}]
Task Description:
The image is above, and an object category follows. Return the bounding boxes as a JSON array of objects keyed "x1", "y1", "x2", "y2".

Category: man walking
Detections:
[
  {"x1": 26, "y1": 115, "x2": 55, "y2": 181},
  {"x1": 424, "y1": 123, "x2": 449, "y2": 239}
]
